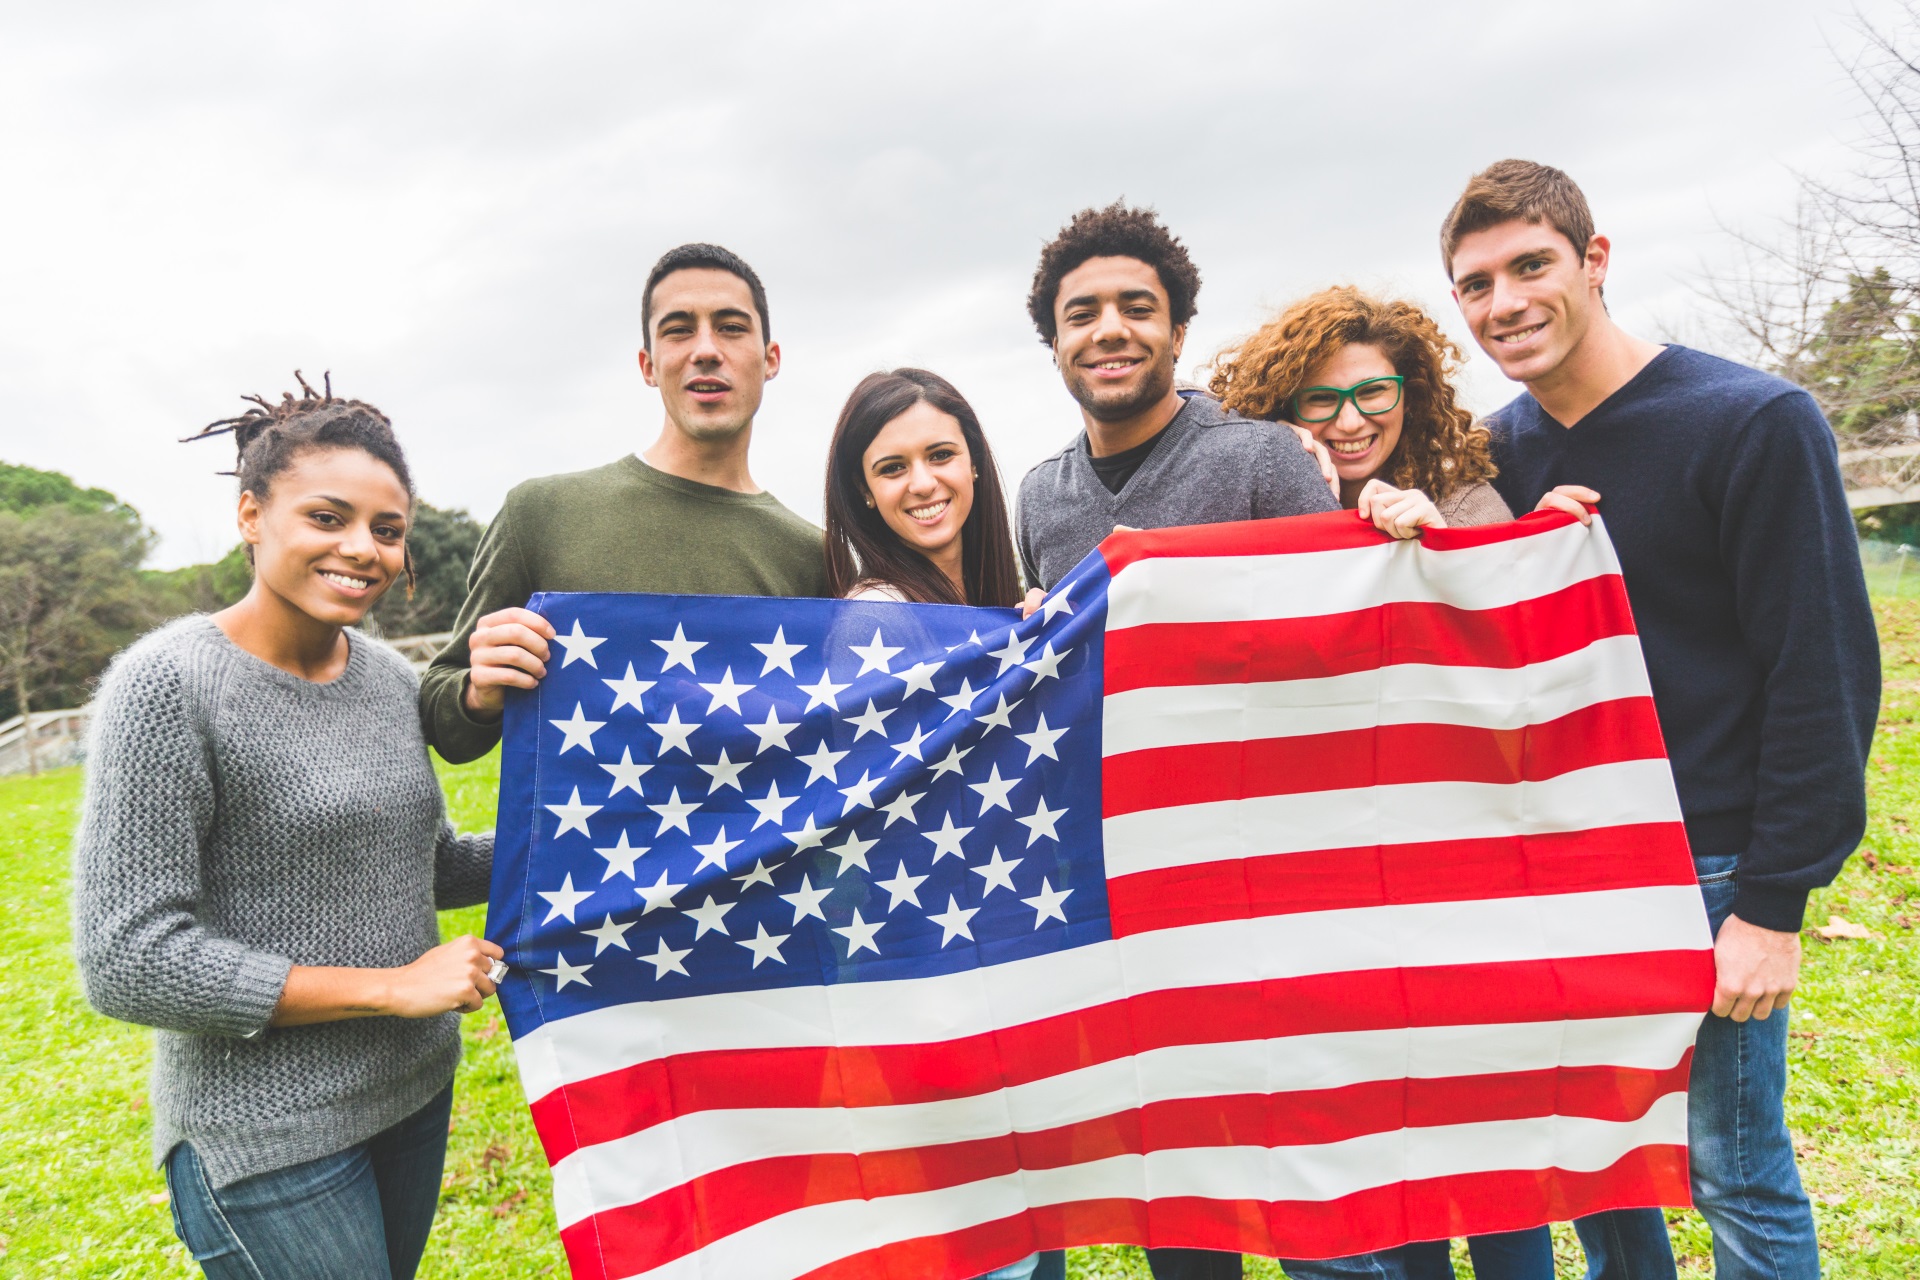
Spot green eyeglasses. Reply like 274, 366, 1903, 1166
1292, 375, 1404, 424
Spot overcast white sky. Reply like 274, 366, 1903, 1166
0, 1, 1903, 567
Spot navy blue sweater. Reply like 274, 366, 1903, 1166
1487, 345, 1878, 932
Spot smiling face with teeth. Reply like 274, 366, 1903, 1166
1450, 217, 1609, 393
1051, 256, 1187, 450
1289, 343, 1406, 503
861, 400, 976, 582
236, 446, 411, 634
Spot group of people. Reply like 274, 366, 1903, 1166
72, 158, 1878, 1280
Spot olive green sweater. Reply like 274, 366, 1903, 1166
420, 455, 830, 762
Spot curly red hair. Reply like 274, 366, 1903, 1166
1209, 287, 1494, 501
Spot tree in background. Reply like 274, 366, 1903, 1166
367, 501, 483, 637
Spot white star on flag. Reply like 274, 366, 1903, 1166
930, 743, 972, 779
751, 626, 806, 676
890, 659, 940, 697
554, 620, 607, 669
692, 825, 743, 872
1039, 582, 1075, 623
1015, 713, 1068, 764
826, 830, 878, 877
1023, 643, 1068, 686
927, 895, 980, 946
641, 937, 692, 979
874, 861, 928, 910
602, 663, 654, 713
988, 628, 1031, 674
698, 667, 753, 714
737, 923, 791, 968
683, 895, 736, 939
1016, 796, 1067, 845
647, 705, 700, 756
938, 678, 984, 719
971, 847, 1022, 896
592, 829, 646, 881
600, 747, 651, 797
635, 867, 686, 914
545, 788, 601, 838
797, 668, 851, 711
538, 873, 593, 924
747, 780, 798, 829
968, 764, 1020, 814
581, 913, 634, 955
695, 748, 749, 792
1021, 877, 1073, 927
921, 812, 974, 862
833, 908, 885, 957
744, 707, 800, 754
838, 769, 884, 815
844, 699, 895, 740
780, 874, 831, 924
879, 788, 926, 827
648, 787, 699, 836
732, 858, 777, 891
795, 740, 848, 785
890, 722, 932, 764
653, 624, 706, 673
849, 628, 903, 675
540, 951, 592, 991
783, 812, 833, 853
977, 693, 1021, 735
550, 703, 605, 755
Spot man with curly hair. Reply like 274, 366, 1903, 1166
1014, 206, 1399, 1280
1013, 201, 1338, 597
1445, 159, 1879, 1280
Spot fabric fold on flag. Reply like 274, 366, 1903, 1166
486, 508, 1715, 1280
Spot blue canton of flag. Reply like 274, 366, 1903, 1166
487, 564, 1110, 1031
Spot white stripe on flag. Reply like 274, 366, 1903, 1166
512, 885, 1708, 1101
1101, 758, 1685, 879
1102, 634, 1654, 756
549, 1012, 1700, 1228
1104, 518, 1621, 631
616, 1095, 1689, 1280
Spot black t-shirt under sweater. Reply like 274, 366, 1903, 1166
1087, 429, 1165, 494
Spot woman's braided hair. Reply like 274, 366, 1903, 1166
1209, 287, 1494, 502
182, 371, 418, 593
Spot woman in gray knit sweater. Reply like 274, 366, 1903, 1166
73, 377, 499, 1280
1212, 286, 1515, 537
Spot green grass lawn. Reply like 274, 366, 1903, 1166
4, 605, 1918, 1278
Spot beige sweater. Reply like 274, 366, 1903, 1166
1435, 479, 1513, 528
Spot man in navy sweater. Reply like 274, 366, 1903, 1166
1441, 159, 1878, 1280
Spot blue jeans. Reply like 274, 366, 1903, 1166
1395, 1228, 1554, 1278
1574, 855, 1820, 1279
164, 1083, 454, 1280
1140, 1247, 1412, 1278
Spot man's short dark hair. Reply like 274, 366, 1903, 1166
1439, 160, 1596, 279
1026, 201, 1202, 344
641, 243, 770, 350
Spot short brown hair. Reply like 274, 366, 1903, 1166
1439, 159, 1595, 279
1027, 201, 1201, 344
1209, 287, 1494, 503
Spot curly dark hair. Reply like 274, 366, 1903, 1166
181, 370, 417, 589
1209, 287, 1494, 503
1026, 201, 1201, 344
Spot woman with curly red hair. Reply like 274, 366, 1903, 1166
1211, 286, 1512, 536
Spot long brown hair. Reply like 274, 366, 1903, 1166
823, 369, 1021, 607
1209, 287, 1494, 502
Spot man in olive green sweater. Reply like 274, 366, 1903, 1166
420, 243, 830, 763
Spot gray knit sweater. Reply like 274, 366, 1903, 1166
1015, 391, 1341, 590
72, 616, 492, 1188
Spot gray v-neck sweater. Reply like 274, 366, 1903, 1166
72, 616, 493, 1187
1015, 391, 1341, 590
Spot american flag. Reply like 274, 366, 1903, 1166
486, 509, 1715, 1280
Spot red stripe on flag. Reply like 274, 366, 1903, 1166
1104, 575, 1637, 695
526, 949, 1712, 1164
1098, 508, 1580, 577
568, 1060, 1691, 1277
1102, 697, 1664, 818
1106, 823, 1698, 937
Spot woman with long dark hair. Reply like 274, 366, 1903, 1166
823, 367, 1023, 608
